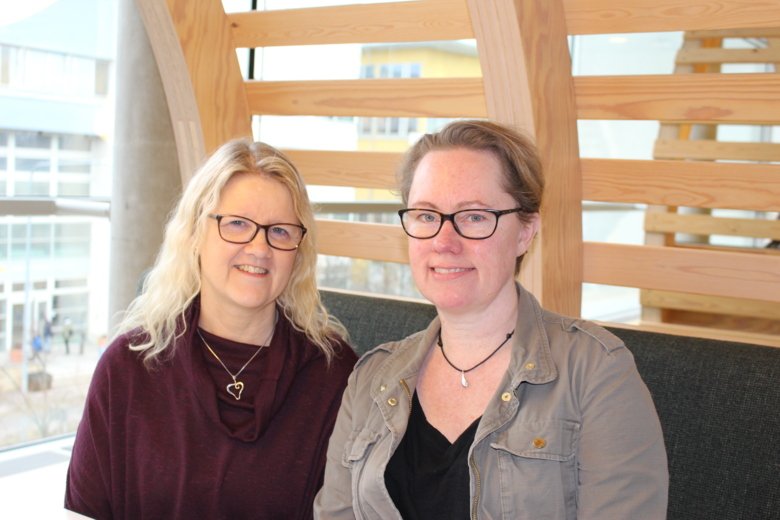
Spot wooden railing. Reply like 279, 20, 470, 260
136, 0, 780, 346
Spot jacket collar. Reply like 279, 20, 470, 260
369, 283, 557, 400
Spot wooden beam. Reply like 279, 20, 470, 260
581, 158, 780, 211
641, 289, 780, 320
245, 78, 487, 117
467, 0, 583, 317
686, 28, 780, 39
139, 0, 252, 181
575, 73, 780, 124
283, 150, 401, 189
645, 212, 780, 240
676, 47, 780, 65
228, 0, 473, 47
604, 321, 780, 348
564, 0, 780, 35
654, 139, 780, 162
583, 242, 780, 303
314, 219, 408, 263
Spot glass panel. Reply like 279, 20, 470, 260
10, 222, 51, 259
0, 0, 115, 453
54, 222, 91, 256
0, 224, 7, 260
15, 131, 52, 149
57, 182, 90, 197
60, 134, 92, 151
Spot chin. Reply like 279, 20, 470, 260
421, 289, 470, 311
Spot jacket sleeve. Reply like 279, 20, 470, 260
313, 367, 359, 520
575, 342, 669, 518
64, 346, 116, 519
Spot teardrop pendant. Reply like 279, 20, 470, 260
460, 371, 469, 388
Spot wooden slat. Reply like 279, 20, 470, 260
315, 219, 408, 263
574, 73, 780, 123
245, 78, 486, 117
283, 150, 400, 189
660, 308, 780, 335
228, 0, 473, 48
583, 242, 780, 303
467, 0, 583, 317
676, 47, 780, 64
604, 321, 780, 348
674, 242, 780, 255
645, 212, 780, 239
564, 0, 780, 36
686, 28, 780, 39
641, 289, 780, 319
581, 158, 780, 211
654, 138, 780, 161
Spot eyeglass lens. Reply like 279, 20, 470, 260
401, 209, 499, 239
216, 215, 304, 250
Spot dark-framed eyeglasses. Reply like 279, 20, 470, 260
208, 214, 307, 251
398, 207, 524, 240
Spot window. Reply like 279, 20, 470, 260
16, 131, 52, 149
0, 1, 116, 452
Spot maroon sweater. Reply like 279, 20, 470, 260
65, 304, 356, 519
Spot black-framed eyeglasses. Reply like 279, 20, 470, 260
398, 208, 524, 240
208, 214, 307, 251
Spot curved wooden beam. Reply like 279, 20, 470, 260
135, 0, 251, 184
468, 0, 583, 317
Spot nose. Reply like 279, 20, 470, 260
244, 228, 272, 256
432, 218, 462, 253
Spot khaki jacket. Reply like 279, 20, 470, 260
314, 284, 668, 519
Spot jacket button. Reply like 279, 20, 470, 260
501, 392, 512, 402
532, 437, 546, 449
525, 362, 536, 370
387, 397, 398, 406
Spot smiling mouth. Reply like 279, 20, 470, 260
237, 265, 269, 274
432, 267, 472, 274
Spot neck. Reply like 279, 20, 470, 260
198, 303, 278, 345
436, 283, 519, 359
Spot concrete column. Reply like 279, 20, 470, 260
109, 0, 180, 333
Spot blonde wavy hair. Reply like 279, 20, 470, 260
117, 138, 347, 366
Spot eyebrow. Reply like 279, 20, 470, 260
408, 200, 493, 210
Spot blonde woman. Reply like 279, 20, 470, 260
66, 139, 356, 519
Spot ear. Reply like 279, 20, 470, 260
515, 212, 540, 257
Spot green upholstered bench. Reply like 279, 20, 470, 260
321, 289, 780, 520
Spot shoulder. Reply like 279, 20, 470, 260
90, 330, 153, 386
540, 308, 626, 357
352, 328, 427, 376
328, 338, 359, 375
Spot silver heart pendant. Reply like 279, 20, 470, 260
226, 381, 244, 400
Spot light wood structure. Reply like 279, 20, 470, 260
643, 29, 780, 335
136, 0, 780, 347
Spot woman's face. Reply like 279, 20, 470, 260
406, 148, 538, 315
199, 172, 300, 322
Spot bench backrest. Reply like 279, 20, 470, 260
321, 289, 780, 520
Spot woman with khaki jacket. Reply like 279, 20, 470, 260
314, 120, 668, 519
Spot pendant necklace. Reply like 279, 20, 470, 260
437, 328, 515, 388
197, 313, 277, 400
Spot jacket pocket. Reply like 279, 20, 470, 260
342, 428, 381, 467
490, 419, 579, 461
488, 420, 581, 519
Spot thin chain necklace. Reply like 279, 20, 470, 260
197, 313, 277, 400
437, 328, 515, 388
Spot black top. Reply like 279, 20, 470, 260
385, 392, 480, 520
